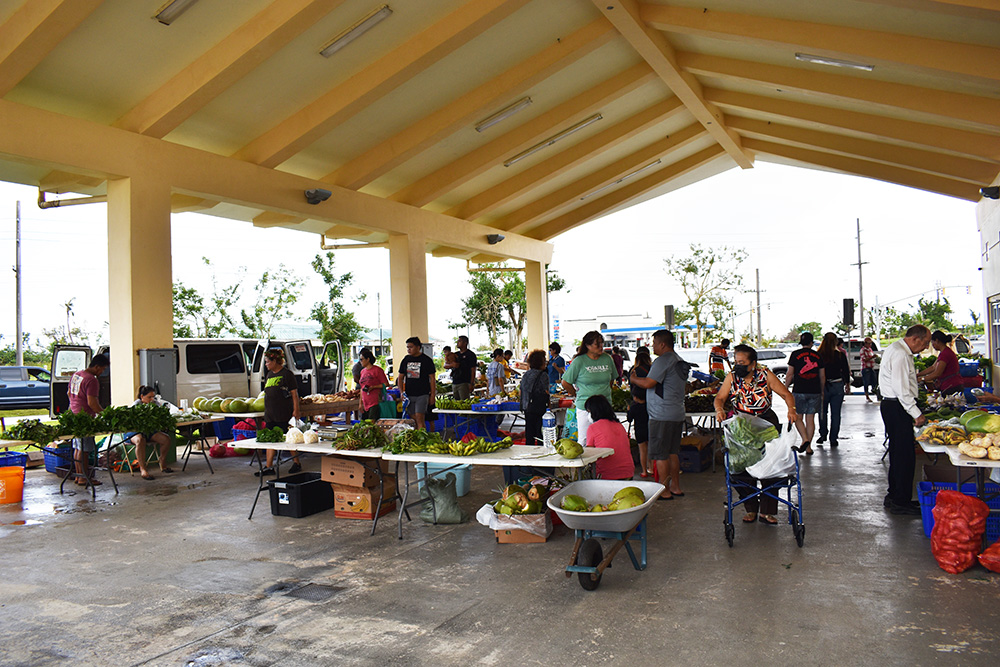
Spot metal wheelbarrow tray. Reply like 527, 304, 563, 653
547, 480, 665, 590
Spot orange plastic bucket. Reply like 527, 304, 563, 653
0, 465, 25, 504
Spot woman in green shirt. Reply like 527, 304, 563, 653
561, 331, 617, 445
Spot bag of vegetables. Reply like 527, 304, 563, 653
722, 413, 779, 474
931, 490, 990, 574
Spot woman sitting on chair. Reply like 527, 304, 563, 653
124, 385, 175, 480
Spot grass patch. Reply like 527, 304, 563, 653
1, 408, 48, 419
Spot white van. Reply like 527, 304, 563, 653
50, 338, 343, 416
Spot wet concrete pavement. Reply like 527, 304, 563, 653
1, 395, 998, 666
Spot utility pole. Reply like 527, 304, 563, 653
852, 219, 868, 337
377, 292, 382, 357
15, 200, 23, 366
756, 269, 762, 348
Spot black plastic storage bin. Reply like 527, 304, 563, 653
267, 472, 334, 518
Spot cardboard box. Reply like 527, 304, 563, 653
494, 511, 553, 543
680, 433, 714, 450
333, 475, 396, 520
679, 445, 712, 473
321, 455, 390, 487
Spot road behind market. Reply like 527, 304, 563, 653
0, 393, 997, 665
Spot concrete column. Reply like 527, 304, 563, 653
107, 176, 173, 406
525, 260, 549, 352
388, 233, 429, 366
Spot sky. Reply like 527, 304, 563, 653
0, 161, 983, 351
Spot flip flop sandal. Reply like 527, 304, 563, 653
742, 513, 757, 523
160, 468, 174, 474
141, 474, 156, 481
759, 515, 779, 525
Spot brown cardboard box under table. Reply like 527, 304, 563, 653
333, 475, 396, 520
494, 511, 553, 543
321, 455, 390, 488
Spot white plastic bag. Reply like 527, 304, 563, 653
745, 423, 797, 479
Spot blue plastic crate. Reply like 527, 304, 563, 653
471, 402, 499, 412
416, 463, 471, 497
500, 401, 521, 412
959, 362, 980, 378
917, 481, 1000, 541
43, 446, 75, 473
0, 451, 28, 467
454, 415, 499, 441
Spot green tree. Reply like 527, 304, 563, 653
172, 282, 202, 338
310, 253, 365, 350
236, 264, 305, 338
664, 244, 747, 345
455, 264, 565, 350
783, 321, 822, 342
0, 333, 50, 367
916, 297, 955, 331
172, 258, 242, 338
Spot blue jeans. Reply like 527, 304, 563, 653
861, 368, 877, 395
818, 382, 845, 443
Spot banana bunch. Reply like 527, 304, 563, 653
476, 439, 502, 454
425, 442, 450, 455
448, 440, 479, 456
917, 424, 967, 446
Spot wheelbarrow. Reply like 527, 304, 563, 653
547, 480, 665, 591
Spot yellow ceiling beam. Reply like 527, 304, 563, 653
526, 145, 725, 241
253, 211, 306, 228
115, 0, 347, 137
326, 18, 614, 190
430, 246, 475, 259
640, 3, 1000, 84
0, 0, 102, 96
496, 122, 705, 233
705, 89, 1000, 165
170, 194, 219, 213
743, 138, 982, 202
322, 224, 372, 238
0, 98, 552, 263
846, 0, 1000, 19
592, 0, 752, 169
233, 0, 527, 168
728, 117, 997, 185
680, 53, 1000, 135
39, 170, 105, 194
448, 98, 685, 222
390, 63, 657, 207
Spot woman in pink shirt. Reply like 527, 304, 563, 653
584, 395, 635, 480
358, 348, 389, 420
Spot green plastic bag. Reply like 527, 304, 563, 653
419, 472, 468, 524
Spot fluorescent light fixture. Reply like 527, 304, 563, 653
153, 0, 199, 25
794, 52, 874, 72
580, 160, 662, 201
503, 114, 603, 167
320, 5, 392, 57
475, 98, 532, 133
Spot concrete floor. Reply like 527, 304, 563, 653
2, 396, 998, 667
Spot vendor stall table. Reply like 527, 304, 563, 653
299, 398, 360, 421
920, 441, 1000, 550
687, 412, 721, 472
383, 445, 613, 539
236, 439, 397, 535
434, 407, 567, 443
176, 417, 225, 474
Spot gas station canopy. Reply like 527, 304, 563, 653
0, 0, 997, 257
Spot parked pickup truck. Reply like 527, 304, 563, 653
49, 338, 343, 416
0, 366, 52, 410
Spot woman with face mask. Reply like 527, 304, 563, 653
713, 344, 798, 525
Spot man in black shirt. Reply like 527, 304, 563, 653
785, 332, 825, 456
447, 335, 479, 401
397, 336, 437, 430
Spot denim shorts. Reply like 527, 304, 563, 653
794, 393, 821, 414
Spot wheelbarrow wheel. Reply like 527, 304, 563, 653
576, 538, 603, 591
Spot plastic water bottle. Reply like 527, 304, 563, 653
541, 410, 557, 451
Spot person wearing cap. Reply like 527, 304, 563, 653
486, 348, 506, 397
67, 353, 109, 486
785, 332, 824, 456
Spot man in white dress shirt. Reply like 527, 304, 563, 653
878, 324, 931, 515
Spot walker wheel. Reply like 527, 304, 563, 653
724, 522, 734, 548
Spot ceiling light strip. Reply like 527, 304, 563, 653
580, 160, 662, 201
320, 5, 393, 58
794, 52, 874, 72
475, 97, 533, 133
503, 114, 603, 167
153, 0, 199, 25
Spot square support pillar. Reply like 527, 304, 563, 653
525, 260, 549, 352
388, 233, 429, 366
107, 177, 173, 406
